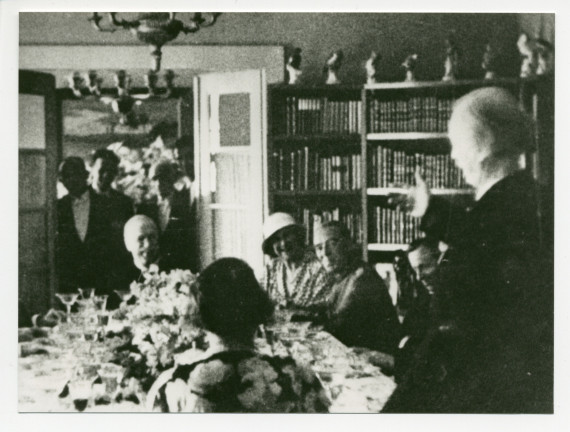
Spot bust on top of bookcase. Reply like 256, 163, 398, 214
267, 77, 551, 264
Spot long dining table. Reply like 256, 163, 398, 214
18, 318, 397, 413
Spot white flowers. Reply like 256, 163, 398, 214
124, 269, 200, 373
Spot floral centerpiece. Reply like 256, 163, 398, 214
110, 268, 205, 393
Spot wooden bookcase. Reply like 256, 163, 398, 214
267, 85, 364, 247
267, 78, 553, 264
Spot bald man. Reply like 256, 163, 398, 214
383, 87, 552, 413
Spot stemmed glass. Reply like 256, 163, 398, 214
55, 293, 79, 323
78, 288, 95, 300
114, 290, 133, 310
93, 295, 109, 336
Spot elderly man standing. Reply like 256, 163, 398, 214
313, 221, 400, 355
383, 87, 553, 413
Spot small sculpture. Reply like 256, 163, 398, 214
67, 72, 85, 98
365, 51, 382, 84
517, 33, 537, 78
144, 70, 159, 97
536, 39, 554, 76
323, 50, 344, 85
481, 43, 499, 80
84, 70, 102, 97
402, 54, 418, 82
442, 35, 461, 81
163, 70, 176, 98
286, 48, 303, 85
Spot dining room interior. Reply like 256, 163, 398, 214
16, 11, 555, 414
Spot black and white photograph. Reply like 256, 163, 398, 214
2, 0, 567, 428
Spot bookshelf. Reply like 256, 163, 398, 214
267, 78, 552, 264
268, 85, 364, 246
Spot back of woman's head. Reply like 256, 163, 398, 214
192, 258, 274, 340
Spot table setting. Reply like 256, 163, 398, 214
18, 270, 397, 413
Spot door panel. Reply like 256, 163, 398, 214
19, 70, 59, 326
194, 70, 267, 276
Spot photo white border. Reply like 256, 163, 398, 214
2, 1, 569, 431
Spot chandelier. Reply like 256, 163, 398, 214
89, 12, 221, 71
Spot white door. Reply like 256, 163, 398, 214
194, 69, 268, 276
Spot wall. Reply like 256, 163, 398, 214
20, 12, 534, 84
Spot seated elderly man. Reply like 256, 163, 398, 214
313, 221, 400, 354
383, 87, 552, 413
122, 215, 182, 283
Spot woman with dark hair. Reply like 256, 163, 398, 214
262, 213, 329, 309
147, 258, 330, 413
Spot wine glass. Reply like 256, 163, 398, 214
55, 293, 79, 323
114, 290, 133, 310
78, 287, 95, 300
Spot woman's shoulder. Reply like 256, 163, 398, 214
233, 353, 331, 412
152, 350, 330, 412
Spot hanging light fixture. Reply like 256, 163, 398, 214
88, 12, 222, 71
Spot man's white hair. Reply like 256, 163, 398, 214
123, 215, 158, 250
449, 86, 535, 160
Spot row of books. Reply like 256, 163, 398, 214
282, 97, 363, 135
270, 148, 362, 191
297, 207, 363, 245
370, 206, 422, 245
370, 146, 468, 189
368, 96, 454, 133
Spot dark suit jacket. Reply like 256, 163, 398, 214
324, 261, 400, 355
383, 171, 553, 413
93, 187, 134, 304
136, 189, 196, 272
56, 189, 113, 295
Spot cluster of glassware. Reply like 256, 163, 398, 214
54, 288, 132, 411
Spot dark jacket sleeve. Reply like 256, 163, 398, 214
420, 196, 469, 245
326, 268, 400, 354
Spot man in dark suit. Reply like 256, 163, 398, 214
89, 149, 134, 305
313, 221, 400, 355
56, 157, 111, 296
136, 160, 195, 272
383, 87, 553, 413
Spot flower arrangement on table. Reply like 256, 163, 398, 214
110, 269, 206, 394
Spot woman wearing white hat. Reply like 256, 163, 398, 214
262, 212, 329, 309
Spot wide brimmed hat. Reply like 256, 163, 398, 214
262, 212, 304, 257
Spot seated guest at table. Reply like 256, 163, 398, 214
383, 87, 552, 413
137, 160, 196, 272
56, 157, 112, 295
122, 215, 183, 283
262, 212, 328, 309
147, 257, 330, 412
89, 149, 134, 295
394, 236, 442, 383
313, 221, 400, 354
